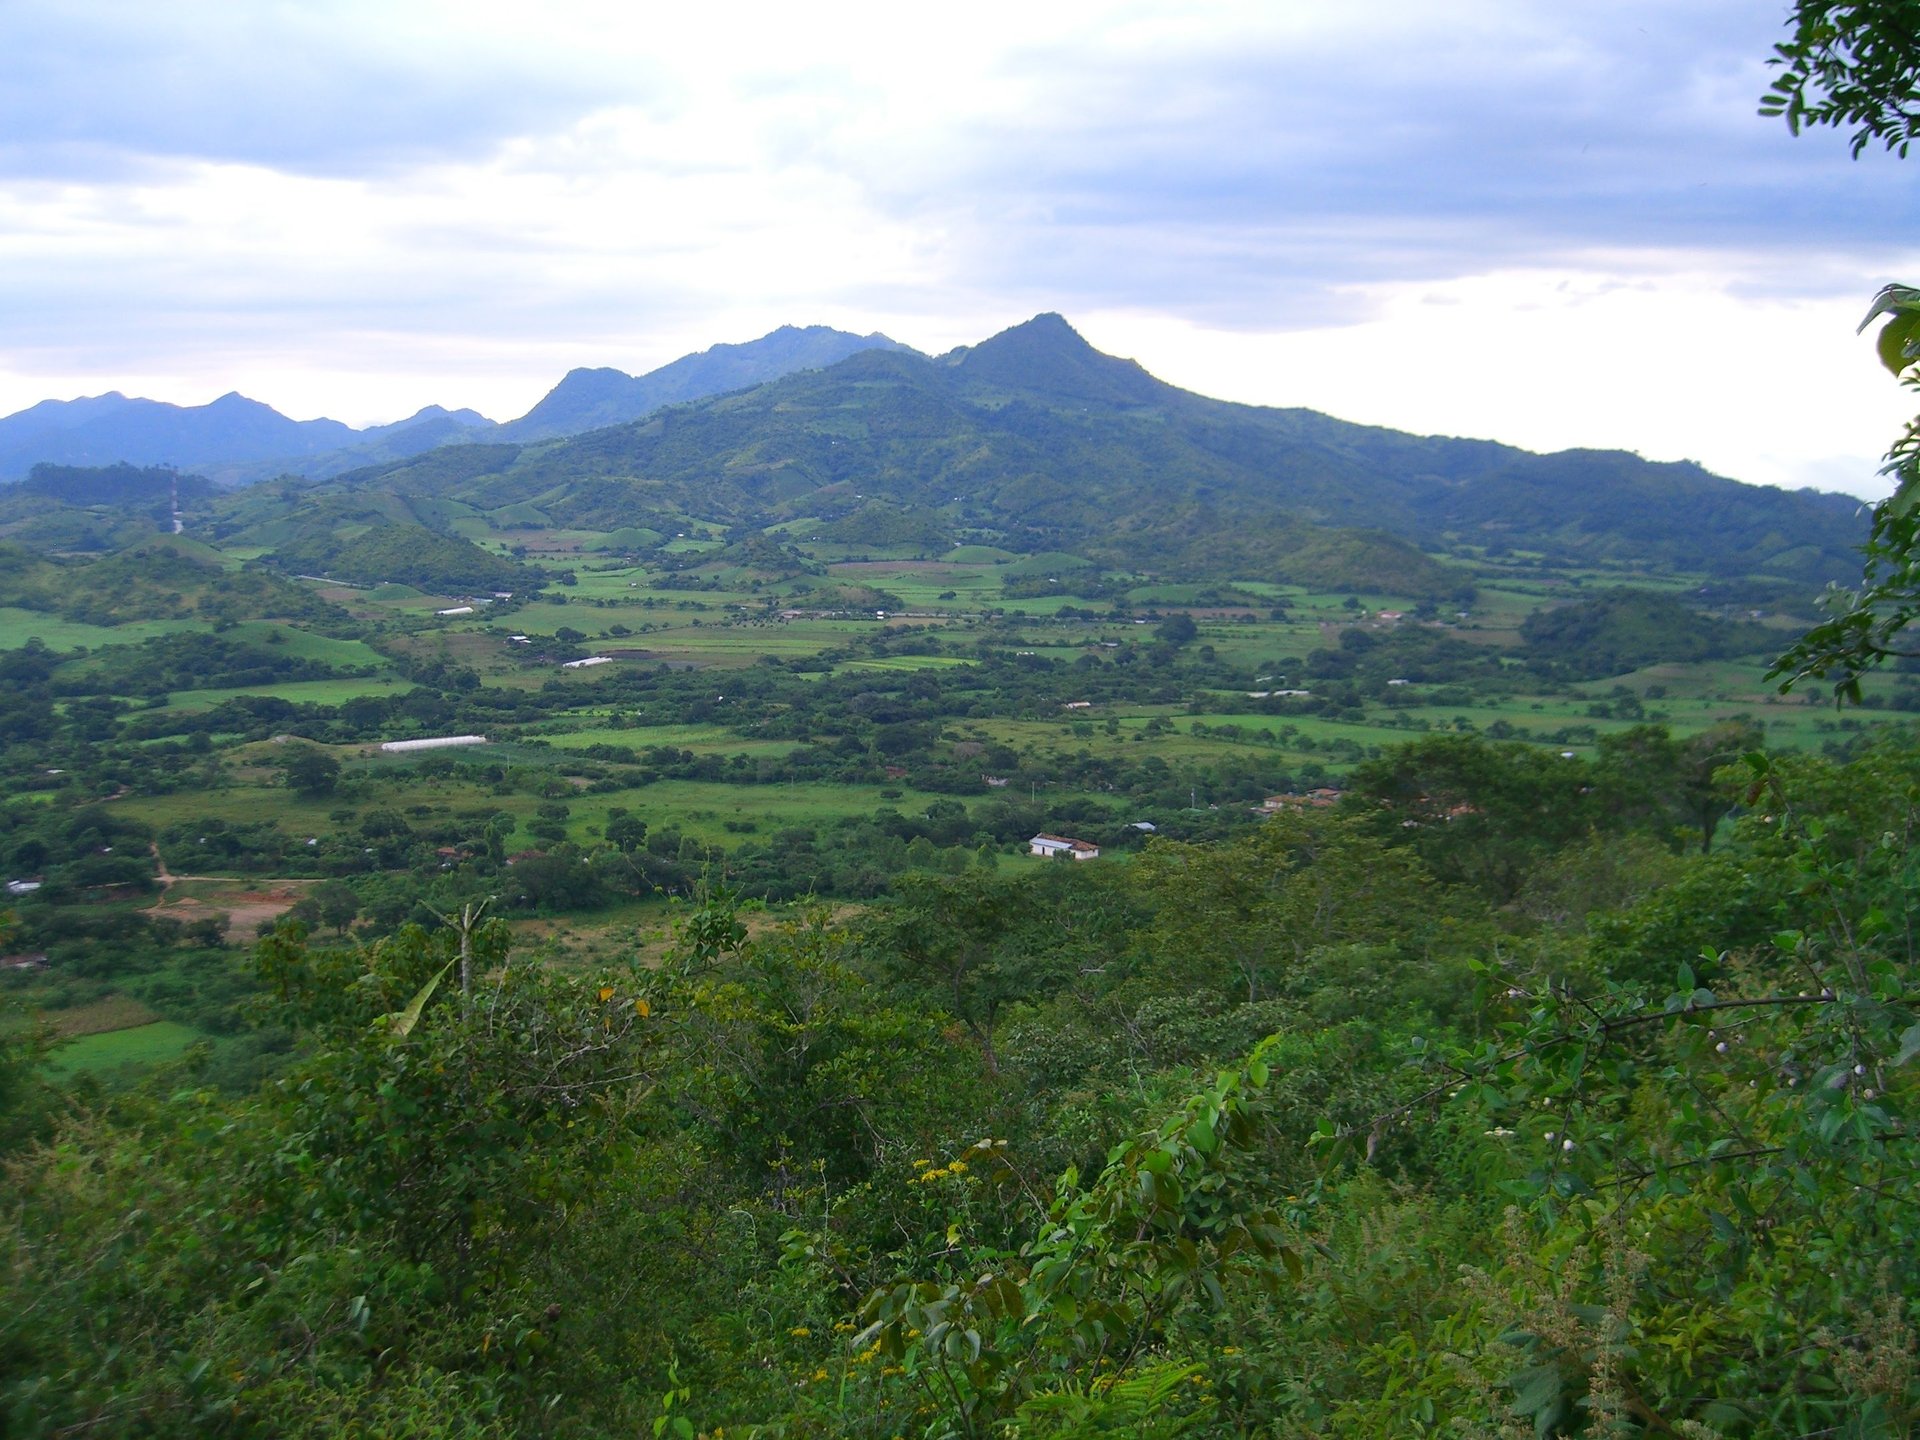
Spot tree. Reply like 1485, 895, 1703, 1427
312, 879, 361, 937
605, 811, 649, 854
1772, 294, 1920, 700
1763, 9, 1920, 698
280, 745, 340, 797
1762, 2, 1920, 156
1153, 611, 1198, 646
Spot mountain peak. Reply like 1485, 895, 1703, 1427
503, 326, 910, 442
952, 313, 1162, 406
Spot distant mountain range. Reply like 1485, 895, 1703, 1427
0, 314, 1869, 593
0, 325, 910, 484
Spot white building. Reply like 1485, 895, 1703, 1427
1029, 833, 1100, 861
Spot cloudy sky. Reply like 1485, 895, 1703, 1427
2, 0, 1915, 496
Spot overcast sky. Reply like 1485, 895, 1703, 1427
2, 0, 1915, 496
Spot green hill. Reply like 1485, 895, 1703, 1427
1518, 587, 1780, 679
266, 522, 538, 595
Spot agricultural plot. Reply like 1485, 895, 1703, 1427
161, 675, 418, 712
50, 1020, 208, 1075
0, 607, 200, 651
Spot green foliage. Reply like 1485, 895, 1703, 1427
1391, 740, 1920, 1434
1763, 1, 1920, 156
1519, 587, 1774, 680
0, 534, 342, 628
281, 744, 342, 797
1771, 284, 1920, 701
854, 1041, 1297, 1436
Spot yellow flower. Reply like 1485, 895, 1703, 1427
947, 1159, 968, 1174
811, 1368, 829, 1382
789, 1326, 811, 1338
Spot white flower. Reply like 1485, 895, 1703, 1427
1561, 1139, 1575, 1152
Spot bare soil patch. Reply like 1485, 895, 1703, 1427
148, 866, 317, 938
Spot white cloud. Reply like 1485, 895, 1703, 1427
0, 0, 1915, 491
1078, 266, 1915, 497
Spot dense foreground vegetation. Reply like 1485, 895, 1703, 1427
3, 725, 1917, 1438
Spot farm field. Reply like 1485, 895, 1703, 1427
0, 607, 200, 650
50, 1020, 209, 1075
161, 675, 418, 711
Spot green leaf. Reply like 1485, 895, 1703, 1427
1509, 1362, 1563, 1418
382, 958, 455, 1040
1877, 311, 1920, 376
1893, 1021, 1920, 1068
1856, 284, 1920, 337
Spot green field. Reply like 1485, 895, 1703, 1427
562, 778, 986, 846
162, 675, 418, 712
0, 607, 201, 651
539, 722, 805, 758
51, 1021, 207, 1075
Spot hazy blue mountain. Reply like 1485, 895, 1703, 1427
242, 405, 504, 482
498, 324, 912, 441
358, 404, 495, 444
0, 326, 908, 483
0, 391, 365, 483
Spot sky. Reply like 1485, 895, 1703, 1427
2, 0, 1916, 498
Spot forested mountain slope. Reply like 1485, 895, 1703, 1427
326, 314, 1866, 585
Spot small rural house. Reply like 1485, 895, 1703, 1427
1029, 833, 1100, 861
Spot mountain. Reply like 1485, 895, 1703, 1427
260, 405, 502, 482
0, 326, 908, 484
497, 324, 911, 441
311, 314, 1867, 590
0, 391, 364, 482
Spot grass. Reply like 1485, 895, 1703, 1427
224, 621, 393, 669
0, 607, 200, 651
561, 777, 974, 846
538, 722, 805, 758
51, 1020, 206, 1075
161, 676, 418, 712
840, 655, 975, 672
